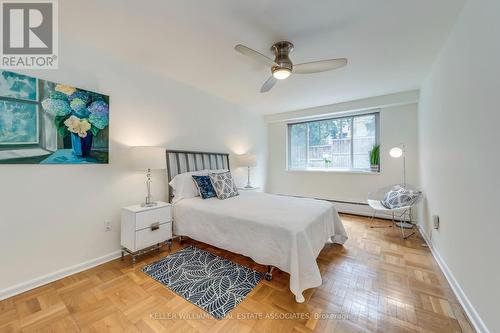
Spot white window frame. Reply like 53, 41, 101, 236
286, 111, 380, 173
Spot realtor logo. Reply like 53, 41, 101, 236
1, 0, 58, 69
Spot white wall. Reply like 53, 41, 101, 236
0, 11, 267, 294
418, 0, 499, 332
266, 92, 418, 205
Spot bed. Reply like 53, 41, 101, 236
166, 150, 348, 302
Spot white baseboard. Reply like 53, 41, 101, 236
417, 225, 489, 333
0, 250, 122, 301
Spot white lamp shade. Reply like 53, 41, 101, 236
130, 146, 165, 170
389, 147, 404, 158
237, 154, 257, 167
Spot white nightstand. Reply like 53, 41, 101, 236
121, 202, 172, 264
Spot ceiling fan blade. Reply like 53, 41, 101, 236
260, 76, 277, 93
235, 44, 278, 67
293, 58, 348, 74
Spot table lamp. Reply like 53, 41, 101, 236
130, 146, 165, 207
237, 154, 257, 189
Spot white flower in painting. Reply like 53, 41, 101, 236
64, 115, 91, 138
78, 119, 91, 138
64, 116, 79, 134
55, 84, 76, 96
64, 115, 78, 131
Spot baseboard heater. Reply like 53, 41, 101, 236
281, 194, 411, 222
330, 199, 412, 222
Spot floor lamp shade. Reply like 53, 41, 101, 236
389, 147, 403, 158
130, 146, 165, 171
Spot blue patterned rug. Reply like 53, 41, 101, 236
142, 245, 262, 319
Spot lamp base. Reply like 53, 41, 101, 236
141, 194, 157, 208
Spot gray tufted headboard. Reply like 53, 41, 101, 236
165, 149, 230, 202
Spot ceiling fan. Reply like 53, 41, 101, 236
234, 41, 347, 93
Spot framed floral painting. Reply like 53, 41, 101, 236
0, 70, 109, 164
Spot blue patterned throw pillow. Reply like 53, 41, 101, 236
192, 175, 217, 199
208, 171, 239, 200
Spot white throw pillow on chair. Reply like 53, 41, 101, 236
381, 185, 421, 209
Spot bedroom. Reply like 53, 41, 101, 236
0, 0, 497, 332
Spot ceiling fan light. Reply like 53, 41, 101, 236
272, 68, 291, 80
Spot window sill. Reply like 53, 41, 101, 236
0, 148, 51, 161
286, 168, 380, 175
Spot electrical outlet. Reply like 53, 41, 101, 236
433, 215, 440, 230
104, 220, 112, 232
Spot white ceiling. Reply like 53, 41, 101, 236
63, 0, 465, 114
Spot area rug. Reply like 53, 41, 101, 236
142, 245, 262, 319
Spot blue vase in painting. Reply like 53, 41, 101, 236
71, 132, 93, 157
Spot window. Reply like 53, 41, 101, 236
288, 112, 379, 172
0, 71, 39, 145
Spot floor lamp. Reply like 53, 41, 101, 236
389, 145, 406, 186
389, 144, 413, 229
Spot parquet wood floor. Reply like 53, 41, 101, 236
0, 214, 475, 332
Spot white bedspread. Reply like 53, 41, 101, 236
173, 191, 348, 302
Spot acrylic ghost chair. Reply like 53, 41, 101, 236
367, 184, 422, 239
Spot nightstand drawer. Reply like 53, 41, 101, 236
135, 206, 172, 231
135, 221, 172, 250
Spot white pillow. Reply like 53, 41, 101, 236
169, 170, 208, 201
381, 185, 421, 209
207, 169, 229, 173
